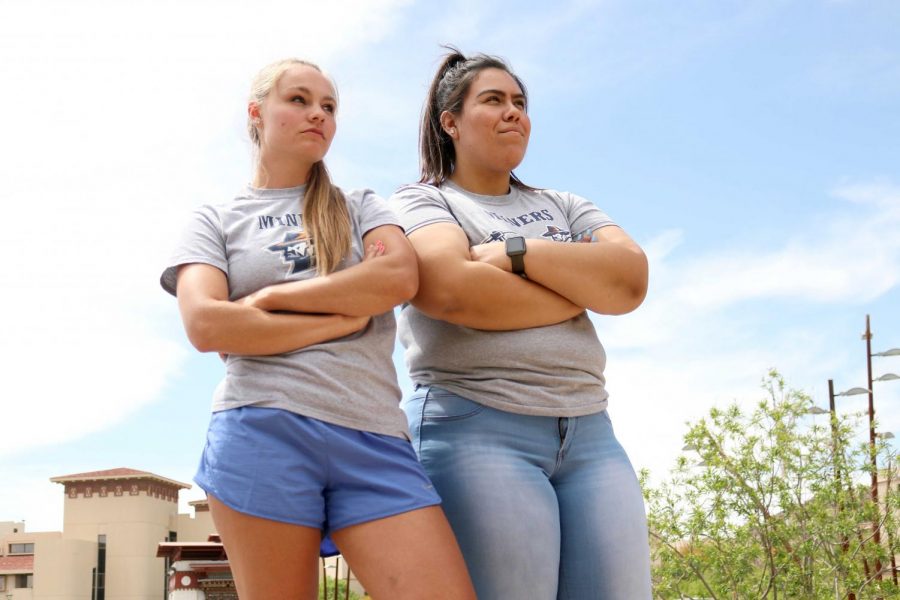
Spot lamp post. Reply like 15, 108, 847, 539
825, 379, 872, 593
863, 314, 900, 584
862, 315, 883, 585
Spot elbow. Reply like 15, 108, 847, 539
616, 254, 649, 314
410, 285, 466, 323
370, 260, 418, 314
393, 262, 419, 304
376, 251, 419, 307
617, 281, 648, 315
590, 253, 649, 315
183, 313, 221, 353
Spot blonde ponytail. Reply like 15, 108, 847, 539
304, 161, 351, 275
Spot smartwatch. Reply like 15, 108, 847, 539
505, 235, 527, 276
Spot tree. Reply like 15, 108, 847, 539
643, 370, 900, 599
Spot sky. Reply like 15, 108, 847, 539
1, 0, 899, 532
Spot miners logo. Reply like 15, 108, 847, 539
267, 232, 314, 275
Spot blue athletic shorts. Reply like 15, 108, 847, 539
194, 406, 441, 557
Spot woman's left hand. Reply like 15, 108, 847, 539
469, 242, 511, 272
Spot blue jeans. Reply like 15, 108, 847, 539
403, 386, 652, 600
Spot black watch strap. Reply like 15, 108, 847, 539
510, 252, 525, 276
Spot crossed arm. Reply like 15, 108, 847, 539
408, 223, 648, 331
176, 224, 418, 355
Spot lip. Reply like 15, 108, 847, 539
302, 128, 325, 139
498, 128, 525, 136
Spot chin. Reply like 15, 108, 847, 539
496, 153, 527, 172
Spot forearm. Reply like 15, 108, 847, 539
181, 299, 366, 355
522, 238, 648, 314
246, 254, 416, 317
414, 260, 583, 331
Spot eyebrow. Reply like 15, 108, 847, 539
285, 85, 337, 103
476, 89, 527, 101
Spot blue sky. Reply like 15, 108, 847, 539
2, 0, 899, 531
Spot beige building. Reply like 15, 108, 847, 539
0, 468, 215, 600
2, 467, 364, 599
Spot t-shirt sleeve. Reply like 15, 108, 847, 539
350, 189, 401, 237
388, 184, 458, 236
159, 204, 227, 296
559, 191, 616, 241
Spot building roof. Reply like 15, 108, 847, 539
50, 467, 190, 489
157, 542, 228, 562
0, 554, 34, 574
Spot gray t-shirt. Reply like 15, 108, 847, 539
390, 181, 615, 417
161, 184, 409, 439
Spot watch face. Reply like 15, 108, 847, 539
506, 236, 526, 255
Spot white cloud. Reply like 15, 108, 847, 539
0, 0, 415, 458
833, 180, 900, 210
594, 181, 900, 482
670, 185, 900, 309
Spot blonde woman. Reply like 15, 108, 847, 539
161, 59, 474, 600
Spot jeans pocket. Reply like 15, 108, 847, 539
421, 387, 484, 421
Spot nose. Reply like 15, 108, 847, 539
503, 101, 522, 121
309, 105, 326, 123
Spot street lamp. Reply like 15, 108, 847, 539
838, 387, 872, 397
824, 378, 870, 596
822, 378, 886, 590
862, 314, 900, 585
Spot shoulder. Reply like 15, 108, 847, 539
340, 187, 383, 209
389, 182, 445, 203
520, 186, 580, 203
182, 201, 228, 231
339, 187, 400, 229
529, 187, 602, 211
388, 183, 453, 215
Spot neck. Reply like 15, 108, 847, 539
254, 153, 314, 189
450, 160, 511, 196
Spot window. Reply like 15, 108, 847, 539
92, 535, 106, 600
164, 531, 177, 599
8, 542, 34, 554
15, 574, 33, 588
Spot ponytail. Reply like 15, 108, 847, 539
420, 51, 468, 185
304, 161, 351, 275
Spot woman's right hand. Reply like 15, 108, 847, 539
364, 240, 386, 261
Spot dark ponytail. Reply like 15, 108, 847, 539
419, 47, 533, 189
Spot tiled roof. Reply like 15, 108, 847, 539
157, 542, 228, 562
0, 554, 33, 574
50, 467, 190, 489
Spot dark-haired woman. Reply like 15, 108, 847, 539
390, 50, 652, 599
161, 58, 475, 600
